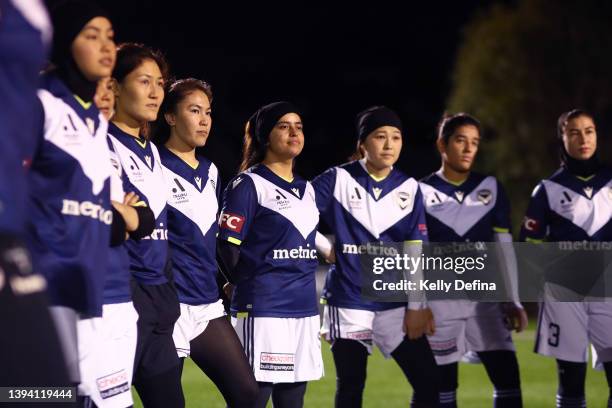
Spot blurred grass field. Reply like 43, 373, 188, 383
133, 324, 609, 407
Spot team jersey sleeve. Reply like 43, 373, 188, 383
311, 167, 337, 216
218, 175, 258, 246
492, 180, 512, 234
519, 182, 550, 242
405, 185, 429, 243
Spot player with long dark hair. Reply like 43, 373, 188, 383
218, 101, 323, 408
520, 109, 612, 408
107, 43, 184, 407
156, 78, 258, 407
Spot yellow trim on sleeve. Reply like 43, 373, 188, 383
320, 298, 327, 305
493, 227, 510, 233
404, 240, 423, 244
132, 201, 147, 207
236, 312, 248, 318
525, 237, 544, 244
227, 236, 242, 246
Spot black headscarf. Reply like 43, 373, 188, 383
355, 106, 402, 142
557, 109, 601, 177
50, 0, 110, 101
249, 101, 301, 145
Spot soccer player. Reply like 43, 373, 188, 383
419, 113, 527, 408
520, 109, 612, 408
156, 78, 258, 406
312, 106, 439, 408
90, 78, 155, 407
108, 43, 184, 407
218, 101, 323, 408
0, 0, 70, 388
27, 2, 118, 404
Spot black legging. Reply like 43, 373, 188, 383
332, 336, 439, 408
185, 316, 258, 407
254, 381, 308, 408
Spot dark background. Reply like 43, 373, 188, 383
80, 0, 502, 182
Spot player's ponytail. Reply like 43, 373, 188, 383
239, 118, 266, 172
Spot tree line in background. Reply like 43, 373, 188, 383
448, 0, 612, 232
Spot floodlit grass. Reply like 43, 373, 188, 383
133, 326, 609, 407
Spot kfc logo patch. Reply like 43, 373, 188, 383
523, 217, 539, 233
220, 212, 245, 233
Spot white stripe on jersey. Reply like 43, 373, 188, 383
542, 179, 612, 236
10, 0, 53, 46
108, 135, 167, 218
162, 163, 218, 238
37, 89, 110, 196
419, 176, 498, 236
332, 167, 418, 239
247, 172, 319, 240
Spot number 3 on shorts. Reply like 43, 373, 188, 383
548, 323, 560, 347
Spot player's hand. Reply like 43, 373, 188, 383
404, 308, 435, 339
325, 247, 336, 264
123, 192, 140, 206
503, 303, 528, 333
223, 282, 235, 300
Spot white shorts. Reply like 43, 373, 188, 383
428, 301, 514, 365
320, 305, 406, 358
78, 302, 138, 408
173, 299, 226, 358
231, 314, 324, 383
536, 300, 612, 365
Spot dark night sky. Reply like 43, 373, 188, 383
63, 1, 501, 183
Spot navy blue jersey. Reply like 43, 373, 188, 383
108, 123, 169, 285
520, 167, 612, 242
0, 0, 51, 237
103, 137, 131, 304
312, 160, 428, 311
419, 171, 511, 242
28, 74, 112, 317
160, 146, 221, 305
218, 164, 319, 318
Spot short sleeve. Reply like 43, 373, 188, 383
311, 167, 337, 216
405, 185, 429, 243
217, 174, 258, 245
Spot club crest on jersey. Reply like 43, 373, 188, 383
232, 177, 243, 189
194, 176, 202, 190
583, 186, 593, 199
426, 191, 445, 210
396, 191, 412, 209
372, 187, 382, 200
476, 189, 492, 205
454, 191, 464, 203
210, 178, 216, 191
144, 155, 153, 170
291, 187, 300, 198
